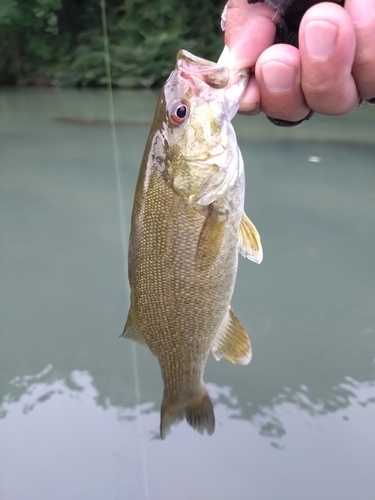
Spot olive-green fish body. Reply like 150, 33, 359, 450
123, 50, 263, 439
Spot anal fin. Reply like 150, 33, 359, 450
239, 212, 263, 264
211, 307, 252, 365
121, 306, 146, 345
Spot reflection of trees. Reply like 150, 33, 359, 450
0, 366, 83, 419
2, 365, 374, 446
211, 377, 375, 441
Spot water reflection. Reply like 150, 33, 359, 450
2, 366, 375, 442
1, 367, 375, 499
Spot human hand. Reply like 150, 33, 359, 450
223, 0, 375, 124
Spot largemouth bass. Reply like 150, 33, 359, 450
122, 49, 263, 439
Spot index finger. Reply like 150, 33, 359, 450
223, 0, 279, 70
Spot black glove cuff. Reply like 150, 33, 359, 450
266, 110, 314, 127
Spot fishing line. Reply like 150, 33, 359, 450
99, 0, 126, 270
100, 1, 150, 498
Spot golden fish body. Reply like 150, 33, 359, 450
123, 50, 262, 439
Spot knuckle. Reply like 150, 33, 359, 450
352, 26, 375, 97
354, 46, 375, 73
303, 81, 358, 114
302, 79, 333, 99
353, 57, 375, 99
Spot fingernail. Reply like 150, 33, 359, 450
261, 61, 297, 93
347, 0, 375, 24
304, 21, 338, 59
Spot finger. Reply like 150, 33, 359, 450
223, 0, 279, 70
255, 44, 311, 122
299, 2, 358, 115
346, 0, 375, 100
238, 75, 261, 115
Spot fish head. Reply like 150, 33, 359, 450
156, 50, 249, 206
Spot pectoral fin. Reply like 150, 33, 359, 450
121, 306, 146, 345
211, 307, 252, 365
195, 203, 228, 269
239, 212, 263, 264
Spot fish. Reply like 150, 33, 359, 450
122, 49, 263, 439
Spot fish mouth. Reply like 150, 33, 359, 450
176, 49, 230, 90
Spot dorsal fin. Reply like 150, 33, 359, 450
211, 307, 252, 365
239, 212, 263, 264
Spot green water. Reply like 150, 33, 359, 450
1, 88, 374, 500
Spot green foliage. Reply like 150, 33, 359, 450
0, 0, 224, 88
0, 0, 71, 84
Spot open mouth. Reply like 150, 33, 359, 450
177, 50, 230, 90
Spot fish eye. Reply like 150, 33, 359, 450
169, 100, 189, 125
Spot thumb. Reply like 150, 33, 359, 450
223, 0, 279, 70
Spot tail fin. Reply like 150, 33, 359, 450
160, 389, 215, 439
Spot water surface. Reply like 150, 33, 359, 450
1, 88, 374, 500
